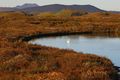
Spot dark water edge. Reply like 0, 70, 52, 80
20, 32, 120, 42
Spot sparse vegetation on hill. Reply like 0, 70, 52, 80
0, 11, 120, 80
36, 9, 88, 18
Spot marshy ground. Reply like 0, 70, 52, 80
0, 11, 120, 80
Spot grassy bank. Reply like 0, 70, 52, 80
0, 11, 120, 80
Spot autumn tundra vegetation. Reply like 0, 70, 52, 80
0, 10, 120, 80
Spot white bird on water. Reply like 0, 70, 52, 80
67, 39, 70, 44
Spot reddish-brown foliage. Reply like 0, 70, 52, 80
0, 11, 119, 80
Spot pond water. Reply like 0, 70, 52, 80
29, 34, 120, 67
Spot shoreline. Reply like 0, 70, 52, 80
21, 31, 120, 76
19, 31, 120, 42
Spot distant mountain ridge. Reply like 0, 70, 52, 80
20, 4, 104, 13
0, 3, 119, 13
0, 7, 16, 12
16, 3, 39, 9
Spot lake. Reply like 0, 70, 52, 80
29, 34, 120, 67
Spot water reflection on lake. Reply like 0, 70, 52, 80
29, 34, 120, 67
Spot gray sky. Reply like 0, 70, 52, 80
0, 0, 120, 11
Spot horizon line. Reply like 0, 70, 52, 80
0, 3, 119, 12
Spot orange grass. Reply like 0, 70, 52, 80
0, 11, 119, 80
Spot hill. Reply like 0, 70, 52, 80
1, 4, 120, 14
0, 7, 16, 12
0, 4, 104, 13
20, 4, 104, 13
16, 3, 39, 9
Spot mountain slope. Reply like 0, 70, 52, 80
1, 4, 119, 13
21, 4, 104, 13
16, 3, 39, 9
0, 7, 16, 12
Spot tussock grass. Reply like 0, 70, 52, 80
0, 11, 119, 80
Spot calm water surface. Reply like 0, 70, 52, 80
29, 35, 120, 67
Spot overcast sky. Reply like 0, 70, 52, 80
0, 0, 120, 11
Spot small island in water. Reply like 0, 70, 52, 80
0, 3, 120, 80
